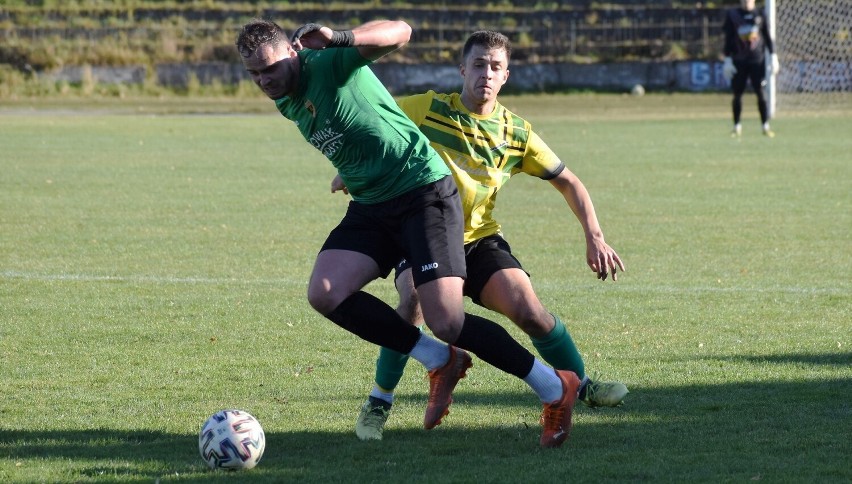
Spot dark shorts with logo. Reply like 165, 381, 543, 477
396, 234, 527, 306
321, 175, 466, 287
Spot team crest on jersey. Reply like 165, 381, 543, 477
304, 100, 317, 118
738, 25, 760, 48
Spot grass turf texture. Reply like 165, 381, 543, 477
1, 94, 850, 482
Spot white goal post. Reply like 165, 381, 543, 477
767, 0, 777, 117
767, 0, 852, 115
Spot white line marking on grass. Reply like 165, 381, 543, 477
621, 285, 845, 295
1, 270, 304, 287
530, 280, 848, 296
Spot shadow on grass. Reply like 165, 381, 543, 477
3, 376, 851, 482
715, 351, 852, 367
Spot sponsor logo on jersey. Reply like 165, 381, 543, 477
310, 124, 343, 158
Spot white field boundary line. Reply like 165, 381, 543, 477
2, 270, 847, 296
1, 270, 305, 287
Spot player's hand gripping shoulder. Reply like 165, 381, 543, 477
587, 237, 625, 282
290, 21, 411, 61
290, 23, 354, 51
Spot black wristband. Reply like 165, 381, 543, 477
290, 23, 323, 44
328, 30, 355, 48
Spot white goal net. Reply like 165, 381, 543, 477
770, 0, 852, 113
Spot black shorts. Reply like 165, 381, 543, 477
321, 175, 466, 286
732, 59, 767, 94
396, 234, 527, 306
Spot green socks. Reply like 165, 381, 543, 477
530, 315, 585, 379
374, 346, 409, 392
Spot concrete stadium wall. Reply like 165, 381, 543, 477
370, 61, 730, 93
44, 60, 733, 94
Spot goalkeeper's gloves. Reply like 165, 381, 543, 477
722, 57, 737, 81
770, 53, 780, 75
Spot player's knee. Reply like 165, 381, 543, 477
428, 322, 461, 343
306, 291, 331, 315
307, 283, 342, 315
425, 312, 464, 343
510, 307, 554, 338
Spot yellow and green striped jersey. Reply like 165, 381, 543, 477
397, 91, 565, 244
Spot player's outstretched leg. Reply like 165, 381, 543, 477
540, 369, 581, 448
530, 316, 628, 408
424, 346, 473, 429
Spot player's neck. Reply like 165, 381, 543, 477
286, 55, 301, 97
460, 92, 497, 116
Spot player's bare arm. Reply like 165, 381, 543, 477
548, 167, 625, 281
290, 20, 411, 61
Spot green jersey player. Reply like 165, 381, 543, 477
236, 19, 580, 448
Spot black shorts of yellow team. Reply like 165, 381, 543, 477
321, 175, 466, 287
396, 234, 527, 307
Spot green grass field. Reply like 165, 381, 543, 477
1, 94, 850, 482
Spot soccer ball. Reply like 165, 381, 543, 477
198, 409, 266, 471
630, 84, 646, 96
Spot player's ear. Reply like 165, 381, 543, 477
286, 42, 298, 57
275, 42, 297, 59
459, 63, 465, 78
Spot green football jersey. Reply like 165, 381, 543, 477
274, 49, 449, 204
397, 91, 565, 243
